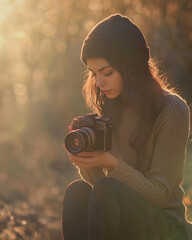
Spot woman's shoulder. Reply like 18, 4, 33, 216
155, 92, 190, 130
163, 92, 190, 117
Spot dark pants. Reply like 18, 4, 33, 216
61, 177, 188, 240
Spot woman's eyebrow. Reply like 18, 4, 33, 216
87, 65, 111, 72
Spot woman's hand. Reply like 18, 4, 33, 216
63, 144, 118, 171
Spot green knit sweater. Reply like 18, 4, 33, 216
76, 93, 192, 239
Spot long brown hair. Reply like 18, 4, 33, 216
82, 57, 178, 173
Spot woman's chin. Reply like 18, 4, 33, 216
105, 95, 114, 99
105, 93, 120, 100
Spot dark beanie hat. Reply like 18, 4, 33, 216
80, 13, 150, 65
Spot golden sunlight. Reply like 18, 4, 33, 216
0, 1, 191, 239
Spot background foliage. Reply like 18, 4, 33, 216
0, 0, 192, 239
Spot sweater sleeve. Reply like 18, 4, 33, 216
104, 97, 190, 209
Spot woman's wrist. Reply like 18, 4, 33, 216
105, 154, 118, 171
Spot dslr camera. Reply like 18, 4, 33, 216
64, 113, 112, 154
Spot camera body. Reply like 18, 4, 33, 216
64, 113, 112, 154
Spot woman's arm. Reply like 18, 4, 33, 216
104, 97, 190, 208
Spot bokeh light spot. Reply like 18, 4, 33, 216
13, 83, 27, 96
84, 20, 95, 32
21, 220, 27, 225
44, 9, 58, 23
41, 23, 56, 37
40, 38, 52, 53
56, 41, 66, 52
14, 63, 29, 78
33, 69, 45, 82
67, 24, 78, 35
0, 2, 14, 25
88, 1, 103, 12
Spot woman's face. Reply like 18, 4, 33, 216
87, 58, 124, 99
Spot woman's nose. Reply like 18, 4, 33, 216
96, 76, 106, 88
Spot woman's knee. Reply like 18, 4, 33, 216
93, 177, 148, 206
63, 179, 92, 203
91, 177, 120, 201
93, 177, 119, 189
93, 177, 127, 193
89, 178, 121, 221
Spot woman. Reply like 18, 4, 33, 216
62, 13, 192, 240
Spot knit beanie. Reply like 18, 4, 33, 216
80, 13, 150, 65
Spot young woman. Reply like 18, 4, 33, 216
62, 13, 192, 240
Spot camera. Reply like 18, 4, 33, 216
64, 113, 112, 154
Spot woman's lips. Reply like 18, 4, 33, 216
102, 89, 112, 94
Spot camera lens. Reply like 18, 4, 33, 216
65, 127, 96, 154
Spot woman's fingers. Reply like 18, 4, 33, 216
68, 125, 73, 131
76, 151, 101, 157
63, 143, 105, 168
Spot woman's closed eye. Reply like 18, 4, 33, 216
104, 72, 113, 76
91, 72, 113, 77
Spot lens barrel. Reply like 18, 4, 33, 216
65, 127, 96, 154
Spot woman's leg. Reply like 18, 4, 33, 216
87, 177, 188, 240
62, 179, 92, 240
